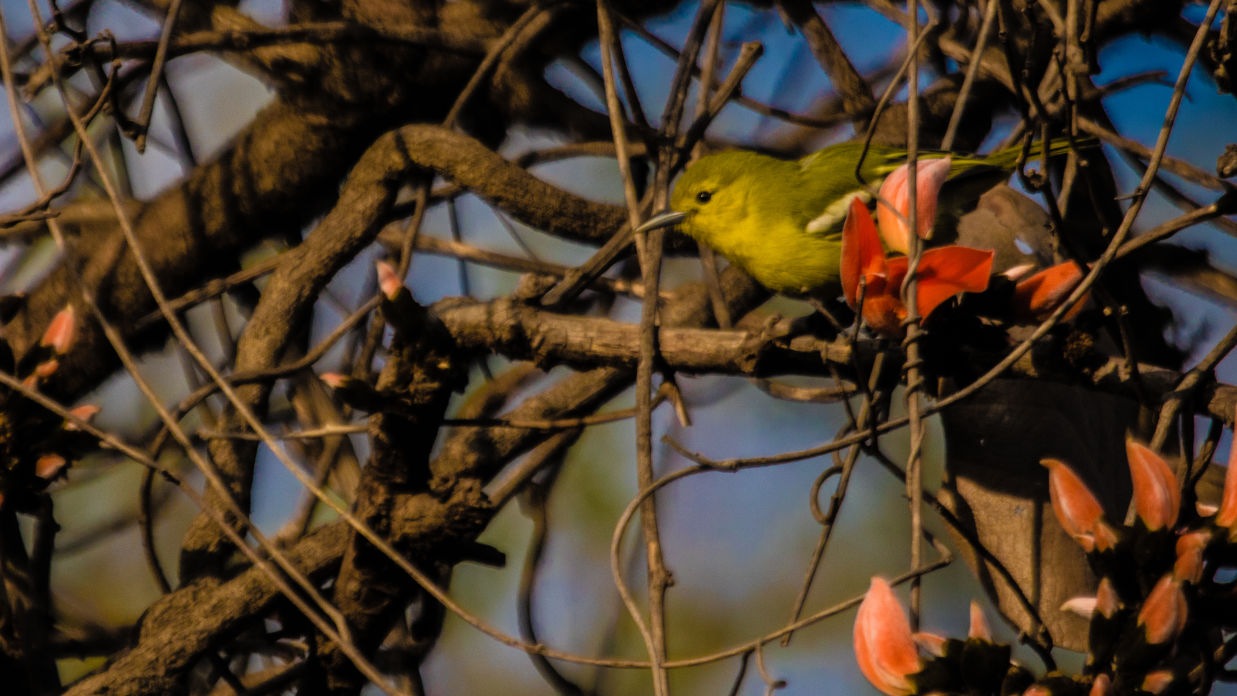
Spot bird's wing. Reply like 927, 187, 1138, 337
804, 189, 872, 235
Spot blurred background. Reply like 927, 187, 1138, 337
0, 0, 1234, 693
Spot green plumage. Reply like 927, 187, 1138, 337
669, 139, 1080, 294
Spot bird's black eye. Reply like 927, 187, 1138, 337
695, 190, 712, 204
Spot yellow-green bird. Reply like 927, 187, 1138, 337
640, 140, 1078, 296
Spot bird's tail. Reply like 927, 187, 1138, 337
953, 135, 1099, 174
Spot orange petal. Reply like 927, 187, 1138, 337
854, 577, 921, 696
1090, 674, 1112, 696
841, 198, 886, 310
40, 305, 76, 355
1140, 671, 1174, 695
861, 294, 908, 338
64, 404, 101, 431
320, 372, 348, 389
34, 359, 59, 379
1217, 428, 1237, 528
1137, 574, 1187, 645
1012, 261, 1085, 322
912, 246, 994, 317
1044, 458, 1115, 552
35, 453, 67, 479
1127, 439, 1180, 531
1174, 530, 1211, 584
968, 600, 991, 641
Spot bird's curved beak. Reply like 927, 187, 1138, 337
634, 210, 686, 234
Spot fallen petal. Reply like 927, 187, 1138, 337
855, 577, 921, 696
1127, 439, 1180, 531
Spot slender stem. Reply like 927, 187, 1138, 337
900, 0, 924, 628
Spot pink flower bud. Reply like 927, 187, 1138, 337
876, 156, 952, 253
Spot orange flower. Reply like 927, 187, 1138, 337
1137, 574, 1187, 645
854, 577, 921, 696
1173, 530, 1211, 584
1216, 426, 1237, 529
841, 198, 993, 337
876, 157, 953, 253
1043, 458, 1117, 552
40, 305, 76, 355
1126, 440, 1180, 531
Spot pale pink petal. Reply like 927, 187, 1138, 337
876, 157, 952, 252
1059, 596, 1097, 619
912, 631, 947, 657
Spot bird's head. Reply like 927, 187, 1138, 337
667, 151, 764, 243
